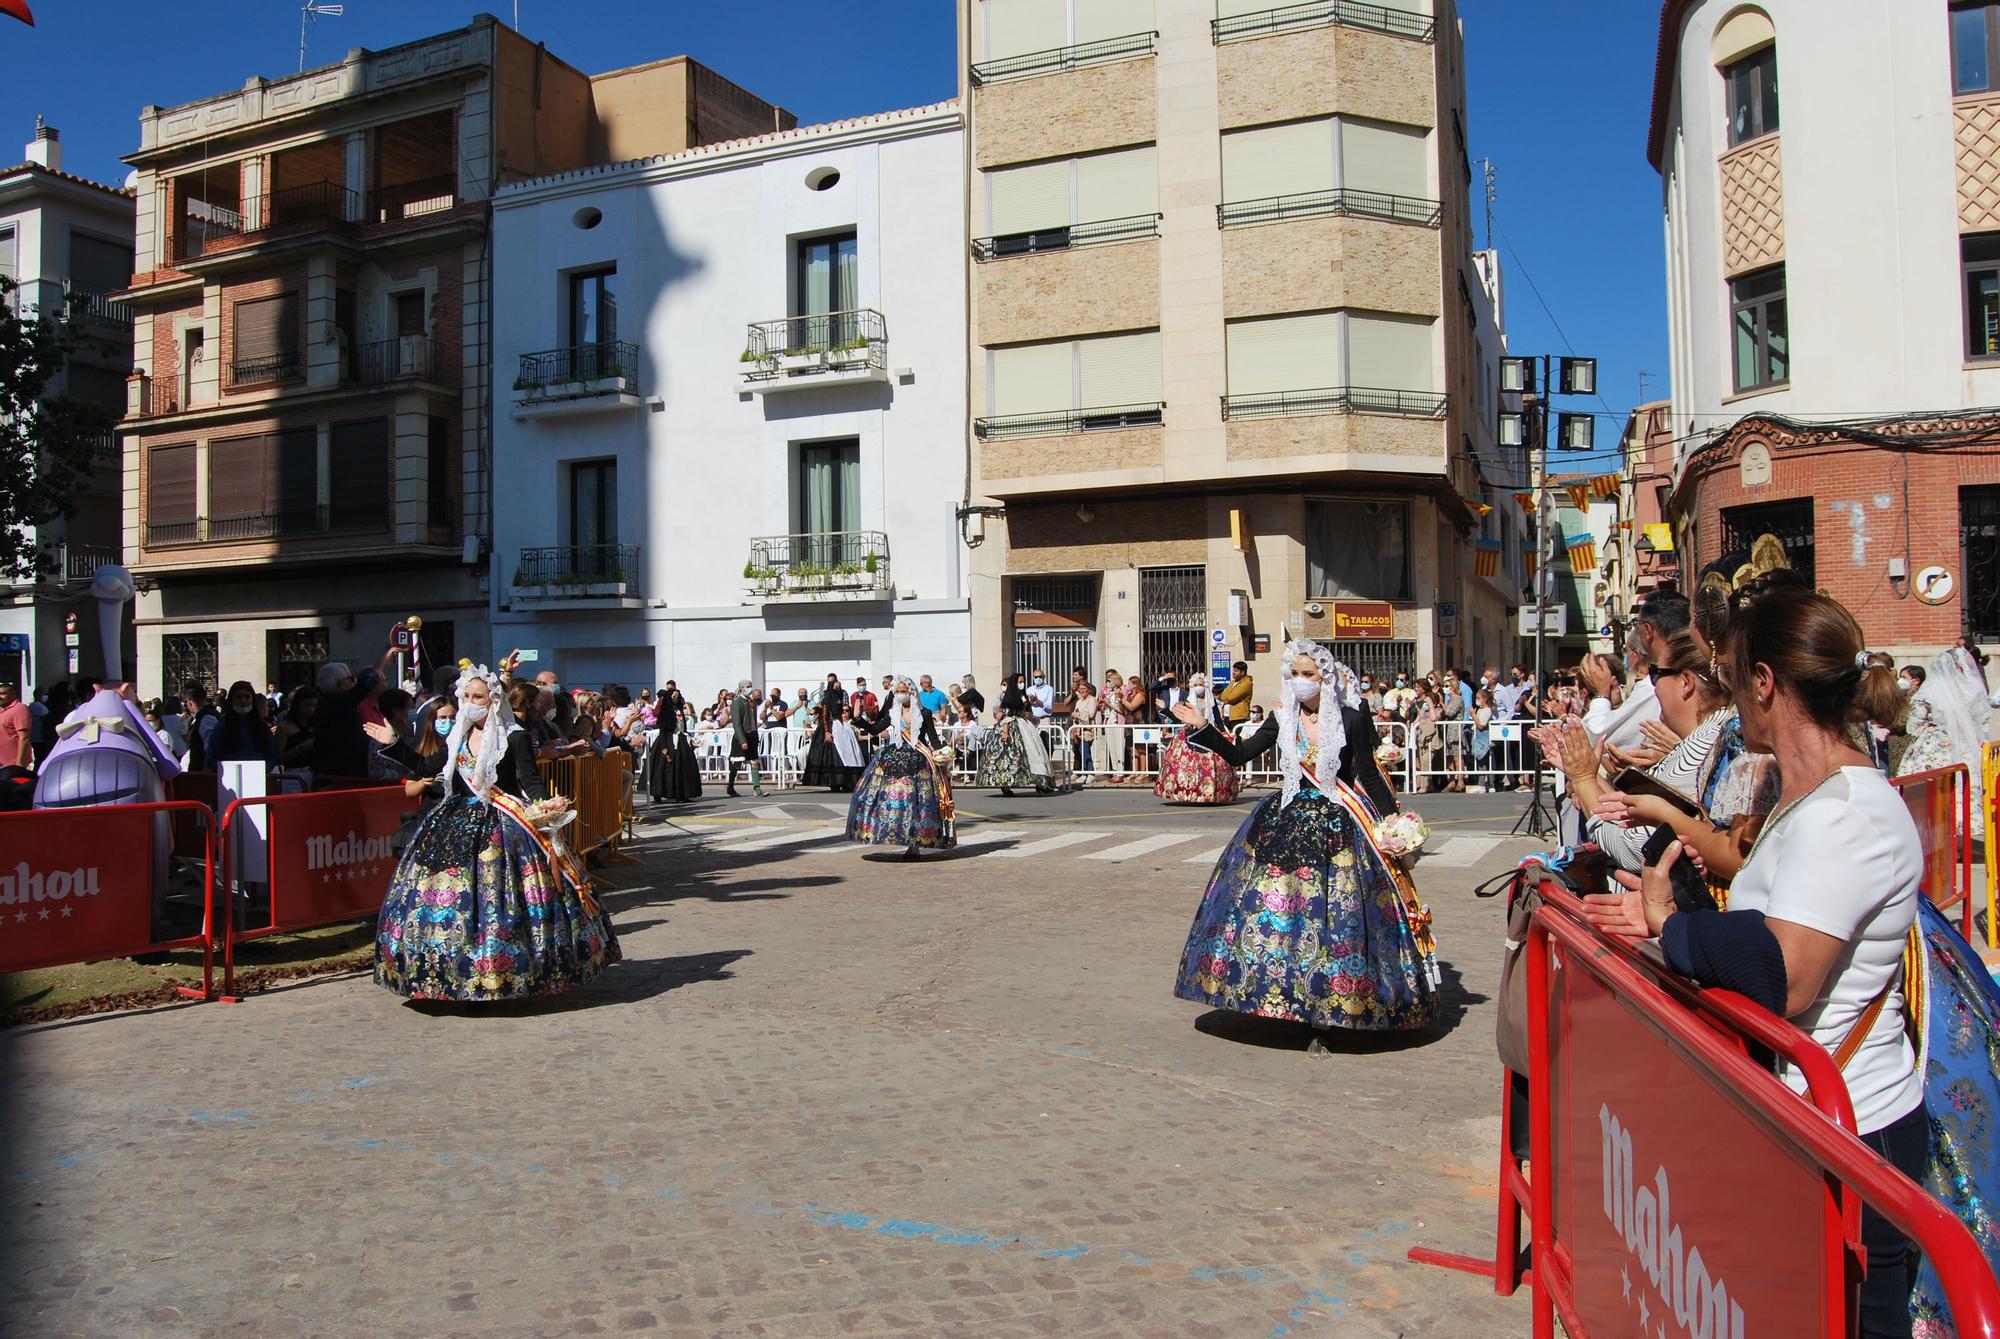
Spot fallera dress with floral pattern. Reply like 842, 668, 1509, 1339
376, 732, 620, 1001
1173, 715, 1438, 1031
1155, 726, 1242, 804
846, 706, 954, 850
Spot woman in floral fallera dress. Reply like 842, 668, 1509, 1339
1170, 640, 1440, 1033
846, 676, 956, 858
365, 667, 620, 1001
1155, 680, 1241, 804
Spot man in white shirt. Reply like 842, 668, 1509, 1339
1493, 666, 1528, 720
1025, 669, 1055, 721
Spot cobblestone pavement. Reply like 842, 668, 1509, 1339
2, 791, 1545, 1339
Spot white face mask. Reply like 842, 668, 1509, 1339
1899, 677, 1914, 694
1289, 678, 1322, 708
896, 692, 912, 707
462, 703, 489, 724
232, 703, 254, 715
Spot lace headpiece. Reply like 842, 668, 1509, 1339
443, 663, 522, 800
1277, 635, 1359, 810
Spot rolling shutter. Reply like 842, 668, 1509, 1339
329, 419, 389, 531
984, 0, 1067, 60
1347, 313, 1434, 391
1221, 120, 1334, 204
1078, 331, 1160, 408
277, 427, 319, 530
987, 160, 1072, 236
147, 444, 197, 522
232, 292, 300, 377
990, 341, 1075, 416
1340, 119, 1430, 199
1075, 146, 1157, 224
1225, 313, 1340, 396
207, 434, 269, 522
1074, 0, 1153, 44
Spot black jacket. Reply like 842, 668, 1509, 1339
392, 729, 549, 802
1190, 705, 1396, 816
871, 701, 941, 749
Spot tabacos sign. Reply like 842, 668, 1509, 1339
0, 861, 102, 905
305, 830, 396, 873
1330, 601, 1396, 640
1600, 1103, 1747, 1339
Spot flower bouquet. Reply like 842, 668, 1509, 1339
1372, 810, 1429, 867
524, 796, 575, 831
1373, 742, 1405, 771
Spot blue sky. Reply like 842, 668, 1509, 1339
2, 0, 1667, 462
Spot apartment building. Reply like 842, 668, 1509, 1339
488, 104, 969, 691
1652, 1, 2000, 658
959, 0, 1494, 691
0, 121, 134, 695
117, 14, 792, 699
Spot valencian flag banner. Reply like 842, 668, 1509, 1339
1463, 496, 1493, 518
1592, 473, 1620, 499
1514, 491, 1535, 515
1568, 536, 1598, 572
1565, 482, 1592, 511
1521, 539, 1538, 581
1473, 538, 1502, 577
0, 0, 33, 25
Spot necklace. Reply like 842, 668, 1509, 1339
1738, 765, 1847, 874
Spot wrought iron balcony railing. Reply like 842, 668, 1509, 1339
230, 353, 302, 387
514, 341, 641, 399
511, 544, 642, 597
974, 402, 1165, 441
1217, 188, 1442, 230
61, 544, 120, 581
350, 336, 443, 385
972, 213, 1161, 261
745, 531, 892, 599
144, 506, 345, 548
1212, 0, 1435, 46
174, 180, 359, 260
65, 280, 134, 329
970, 30, 1157, 85
1220, 386, 1448, 421
372, 174, 458, 223
741, 309, 887, 380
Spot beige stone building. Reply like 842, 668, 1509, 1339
959, 0, 1494, 692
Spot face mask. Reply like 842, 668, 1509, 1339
462, 704, 488, 725
896, 692, 912, 706
434, 717, 453, 737
1899, 678, 1914, 694
1290, 679, 1322, 707
232, 703, 254, 715
1033, 676, 1044, 684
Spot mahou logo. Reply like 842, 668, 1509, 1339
0, 861, 103, 905
306, 831, 395, 873
1600, 1103, 1747, 1339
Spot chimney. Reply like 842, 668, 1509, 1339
25, 116, 59, 172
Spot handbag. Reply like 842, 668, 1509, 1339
1480, 847, 1608, 1076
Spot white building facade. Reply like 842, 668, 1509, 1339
489, 104, 970, 694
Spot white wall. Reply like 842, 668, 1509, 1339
1662, 1, 1997, 451
489, 110, 971, 695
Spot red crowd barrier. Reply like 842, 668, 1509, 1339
1892, 764, 1975, 941
0, 800, 217, 999
217, 785, 414, 1000
1413, 880, 2000, 1337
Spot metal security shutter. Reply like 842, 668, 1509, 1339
1347, 313, 1434, 392
985, 0, 1067, 60
987, 159, 1073, 236
1221, 120, 1334, 203
1079, 331, 1160, 408
1340, 119, 1430, 199
232, 293, 299, 376
1075, 146, 1157, 224
276, 427, 318, 530
207, 434, 269, 522
329, 418, 389, 531
1225, 313, 1340, 396
147, 444, 197, 521
1074, 0, 1153, 43
991, 341, 1076, 415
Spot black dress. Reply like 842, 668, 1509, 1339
646, 699, 703, 803
801, 714, 863, 792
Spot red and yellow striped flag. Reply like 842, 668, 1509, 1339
1521, 540, 1537, 581
1567, 537, 1598, 572
1474, 538, 1502, 577
1514, 491, 1535, 515
1592, 474, 1620, 499
1565, 482, 1592, 511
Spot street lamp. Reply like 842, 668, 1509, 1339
1559, 356, 1597, 396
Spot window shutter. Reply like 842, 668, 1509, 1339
1078, 331, 1161, 408
1226, 314, 1341, 396
1221, 120, 1334, 204
1074, 0, 1153, 44
68, 232, 134, 292
329, 419, 389, 531
985, 0, 1068, 60
987, 160, 1073, 236
147, 444, 197, 522
233, 293, 300, 376
1347, 313, 1434, 391
1340, 119, 1430, 199
1075, 146, 1157, 224
208, 434, 270, 522
427, 416, 451, 528
990, 341, 1076, 416
277, 427, 319, 530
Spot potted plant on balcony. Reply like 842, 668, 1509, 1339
776, 343, 825, 373
742, 559, 779, 596
826, 335, 873, 370
740, 348, 777, 378
511, 564, 548, 601
584, 563, 630, 598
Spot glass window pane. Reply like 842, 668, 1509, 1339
1307, 499, 1409, 600
1733, 305, 1760, 390
1971, 270, 2000, 357
1759, 48, 1779, 134
1764, 296, 1788, 383
1728, 62, 1752, 144
1956, 7, 1992, 94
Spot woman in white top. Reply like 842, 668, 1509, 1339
1584, 581, 1924, 1338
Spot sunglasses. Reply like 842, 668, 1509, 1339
1645, 665, 1682, 686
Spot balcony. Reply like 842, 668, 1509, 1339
1217, 188, 1441, 230
972, 213, 1161, 262
229, 353, 303, 389
1221, 387, 1448, 421
349, 336, 445, 386
974, 401, 1164, 441
65, 281, 134, 330
745, 532, 892, 602
143, 507, 358, 550
511, 341, 643, 419
509, 544, 643, 609
1211, 0, 1435, 46
970, 30, 1157, 85
59, 544, 120, 582
741, 309, 888, 394
372, 174, 458, 224
173, 180, 358, 262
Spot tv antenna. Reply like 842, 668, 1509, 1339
299, 0, 345, 73
1479, 157, 1497, 251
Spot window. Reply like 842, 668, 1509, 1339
1222, 310, 1438, 417
981, 146, 1158, 256
976, 0, 1156, 81
427, 416, 451, 527
1307, 499, 1410, 601
276, 428, 317, 533
266, 627, 329, 697
1963, 485, 2000, 638
1954, 2, 2000, 95
1730, 266, 1788, 392
797, 439, 862, 567
1966, 234, 2000, 359
1219, 116, 1433, 226
231, 292, 301, 385
67, 231, 133, 296
569, 459, 617, 576
568, 267, 616, 349
0, 226, 14, 291
1723, 44, 1779, 146
394, 290, 426, 337
1718, 497, 1814, 586
162, 634, 219, 701
146, 444, 198, 539
987, 330, 1162, 431
207, 434, 273, 534
793, 231, 858, 348
328, 418, 389, 531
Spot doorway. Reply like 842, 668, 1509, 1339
1139, 564, 1207, 689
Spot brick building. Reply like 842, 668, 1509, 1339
116, 15, 791, 699
1651, 2, 2000, 659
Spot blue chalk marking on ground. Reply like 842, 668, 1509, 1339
1033, 1245, 1088, 1260
355, 1138, 383, 1149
